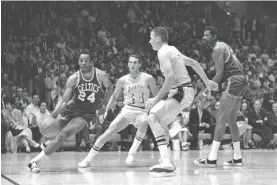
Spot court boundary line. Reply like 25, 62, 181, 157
1, 174, 20, 185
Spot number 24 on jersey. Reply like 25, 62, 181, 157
78, 91, 95, 103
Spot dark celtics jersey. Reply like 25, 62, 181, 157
71, 68, 103, 113
212, 42, 244, 82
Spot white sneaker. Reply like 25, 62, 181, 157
181, 142, 191, 150
126, 153, 136, 166
28, 162, 40, 173
78, 158, 91, 168
149, 158, 176, 173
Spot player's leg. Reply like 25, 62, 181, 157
126, 113, 148, 165
194, 93, 232, 167
82, 126, 92, 152
223, 98, 243, 166
147, 99, 181, 172
195, 75, 247, 167
78, 114, 130, 168
75, 130, 83, 151
44, 117, 87, 155
28, 118, 86, 172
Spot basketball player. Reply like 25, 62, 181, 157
145, 27, 218, 173
28, 50, 112, 173
78, 54, 158, 168
194, 26, 248, 167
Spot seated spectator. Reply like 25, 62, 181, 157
188, 100, 215, 149
237, 111, 253, 149
267, 102, 277, 133
24, 94, 42, 142
248, 99, 273, 148
267, 102, 277, 148
263, 87, 275, 112
241, 101, 249, 116
2, 100, 40, 153
31, 102, 52, 132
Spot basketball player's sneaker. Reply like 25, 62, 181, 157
28, 162, 40, 173
126, 153, 136, 165
194, 157, 217, 167
40, 140, 51, 150
149, 158, 176, 173
181, 142, 191, 150
78, 158, 91, 168
223, 158, 243, 166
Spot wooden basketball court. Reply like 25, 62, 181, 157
1, 149, 277, 185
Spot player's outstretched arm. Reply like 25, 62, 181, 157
104, 78, 124, 118
179, 54, 218, 91
52, 74, 76, 118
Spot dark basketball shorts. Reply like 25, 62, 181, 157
223, 74, 248, 99
59, 102, 95, 125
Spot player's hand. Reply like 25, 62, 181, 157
51, 111, 59, 118
99, 115, 105, 125
146, 97, 159, 111
206, 80, 218, 91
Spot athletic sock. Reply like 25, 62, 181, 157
208, 140, 221, 160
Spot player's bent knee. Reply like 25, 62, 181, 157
147, 113, 160, 124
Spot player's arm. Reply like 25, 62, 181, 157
104, 78, 124, 116
147, 75, 159, 97
155, 52, 175, 101
211, 46, 225, 85
51, 75, 76, 118
179, 54, 218, 93
179, 54, 210, 86
99, 71, 113, 105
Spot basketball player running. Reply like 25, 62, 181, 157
28, 50, 112, 173
194, 26, 248, 167
78, 54, 158, 168
146, 27, 218, 173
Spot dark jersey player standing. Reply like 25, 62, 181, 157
195, 26, 248, 167
28, 50, 112, 173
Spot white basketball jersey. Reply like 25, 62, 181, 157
159, 45, 191, 88
123, 73, 150, 108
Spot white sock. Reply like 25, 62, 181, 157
129, 138, 142, 155
158, 145, 170, 160
167, 145, 172, 159
86, 148, 99, 161
208, 141, 221, 160
31, 151, 46, 163
233, 141, 242, 160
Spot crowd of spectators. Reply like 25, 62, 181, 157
2, 2, 277, 153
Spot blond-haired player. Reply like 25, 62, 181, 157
146, 27, 218, 173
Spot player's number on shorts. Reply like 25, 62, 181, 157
78, 91, 95, 103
